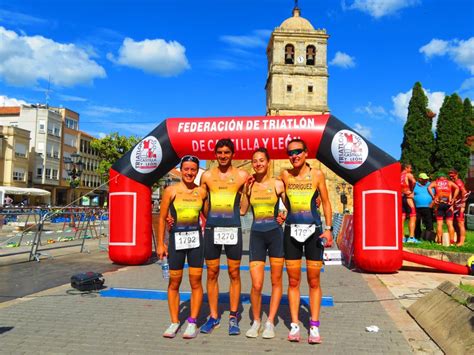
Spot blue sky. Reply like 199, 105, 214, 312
0, 0, 473, 159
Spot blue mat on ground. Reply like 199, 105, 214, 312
100, 288, 334, 307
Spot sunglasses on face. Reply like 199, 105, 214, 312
287, 148, 305, 157
180, 155, 200, 165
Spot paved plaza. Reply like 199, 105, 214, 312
0, 234, 462, 354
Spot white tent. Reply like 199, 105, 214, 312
0, 186, 51, 206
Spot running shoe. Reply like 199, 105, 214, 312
308, 326, 322, 344
163, 322, 180, 338
288, 322, 300, 342
229, 317, 241, 335
245, 320, 261, 338
200, 317, 221, 334
182, 322, 199, 339
403, 236, 409, 243
262, 321, 275, 339
406, 237, 421, 244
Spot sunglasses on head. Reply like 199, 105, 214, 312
287, 148, 305, 157
180, 155, 200, 165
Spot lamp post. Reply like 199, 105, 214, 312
64, 152, 84, 204
335, 181, 352, 213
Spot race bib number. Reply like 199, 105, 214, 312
290, 224, 316, 243
175, 230, 200, 250
214, 227, 238, 245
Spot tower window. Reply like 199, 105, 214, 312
306, 45, 316, 65
287, 85, 292, 92
285, 44, 294, 64
308, 85, 313, 93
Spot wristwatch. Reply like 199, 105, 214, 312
324, 226, 333, 232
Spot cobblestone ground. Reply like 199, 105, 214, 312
0, 256, 414, 354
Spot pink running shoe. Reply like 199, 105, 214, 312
288, 323, 300, 342
308, 319, 322, 344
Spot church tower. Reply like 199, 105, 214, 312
266, 5, 329, 116
266, 4, 352, 214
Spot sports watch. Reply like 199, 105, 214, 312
324, 226, 333, 232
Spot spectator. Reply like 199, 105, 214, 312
413, 173, 434, 242
4, 195, 13, 206
428, 172, 459, 244
449, 169, 470, 246
401, 164, 417, 243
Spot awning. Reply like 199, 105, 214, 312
0, 186, 51, 196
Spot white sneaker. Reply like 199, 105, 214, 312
308, 326, 322, 344
163, 322, 180, 338
288, 322, 300, 342
182, 322, 198, 339
245, 320, 261, 338
262, 321, 275, 339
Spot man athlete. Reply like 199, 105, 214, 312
199, 138, 249, 335
428, 172, 459, 244
449, 169, 470, 246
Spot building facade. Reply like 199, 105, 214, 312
0, 125, 30, 188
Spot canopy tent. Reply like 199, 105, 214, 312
0, 186, 51, 205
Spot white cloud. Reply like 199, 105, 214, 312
82, 105, 135, 117
108, 37, 190, 77
220, 30, 271, 48
329, 51, 356, 68
355, 102, 386, 117
391, 88, 445, 129
0, 26, 106, 87
0, 9, 49, 27
342, 0, 420, 18
209, 59, 238, 70
0, 94, 28, 106
57, 94, 87, 102
459, 77, 474, 100
353, 123, 372, 138
420, 37, 474, 74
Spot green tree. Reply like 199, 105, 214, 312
400, 82, 435, 174
434, 93, 466, 175
90, 132, 140, 183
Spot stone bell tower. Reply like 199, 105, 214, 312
265, 4, 352, 214
265, 5, 329, 116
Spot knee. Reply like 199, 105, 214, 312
252, 281, 263, 293
168, 279, 181, 291
308, 276, 320, 289
189, 278, 202, 290
288, 277, 300, 289
271, 275, 282, 288
228, 268, 240, 281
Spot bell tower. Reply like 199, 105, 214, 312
265, 5, 329, 115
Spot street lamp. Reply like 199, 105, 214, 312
336, 181, 352, 213
64, 153, 84, 189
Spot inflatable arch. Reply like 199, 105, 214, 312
109, 114, 402, 273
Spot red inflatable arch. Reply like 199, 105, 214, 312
109, 114, 402, 273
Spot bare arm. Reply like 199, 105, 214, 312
156, 186, 174, 259
450, 182, 459, 203
200, 171, 211, 217
315, 170, 333, 247
428, 182, 436, 200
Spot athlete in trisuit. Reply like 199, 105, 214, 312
240, 148, 286, 339
199, 138, 249, 335
449, 169, 469, 246
156, 155, 207, 339
401, 163, 417, 243
279, 139, 333, 344
428, 172, 459, 244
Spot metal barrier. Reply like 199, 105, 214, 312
0, 206, 109, 262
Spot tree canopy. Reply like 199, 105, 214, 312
90, 132, 140, 182
400, 82, 435, 174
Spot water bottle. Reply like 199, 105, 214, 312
320, 237, 328, 247
161, 256, 170, 279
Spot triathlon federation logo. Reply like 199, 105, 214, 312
331, 129, 368, 170
131, 136, 162, 174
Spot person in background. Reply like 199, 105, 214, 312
279, 138, 333, 344
428, 172, 459, 244
4, 195, 13, 206
240, 148, 286, 339
449, 169, 470, 246
156, 155, 207, 339
413, 173, 434, 242
400, 163, 417, 243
